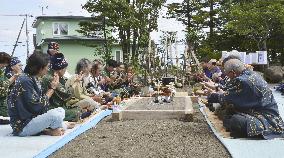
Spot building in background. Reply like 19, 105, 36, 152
32, 16, 123, 73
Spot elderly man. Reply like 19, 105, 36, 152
207, 59, 284, 139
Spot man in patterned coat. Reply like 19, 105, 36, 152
207, 59, 284, 139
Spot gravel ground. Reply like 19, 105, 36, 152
51, 112, 230, 158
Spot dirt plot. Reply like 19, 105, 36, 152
126, 97, 185, 110
51, 112, 230, 158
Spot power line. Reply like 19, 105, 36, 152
0, 14, 33, 17
0, 14, 33, 58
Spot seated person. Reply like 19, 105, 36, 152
208, 59, 222, 77
66, 58, 106, 113
0, 53, 20, 123
102, 59, 119, 91
112, 62, 127, 89
124, 69, 141, 97
203, 55, 251, 91
7, 52, 73, 136
88, 63, 113, 104
200, 57, 212, 79
207, 59, 284, 139
42, 53, 96, 121
4, 57, 23, 79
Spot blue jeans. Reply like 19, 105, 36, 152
19, 107, 67, 137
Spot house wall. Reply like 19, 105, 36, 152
41, 41, 123, 74
36, 20, 82, 45
34, 17, 124, 74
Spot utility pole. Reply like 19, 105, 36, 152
0, 14, 33, 57
165, 35, 168, 77
169, 32, 173, 67
25, 14, 30, 58
103, 16, 108, 54
12, 18, 26, 56
148, 35, 151, 74
174, 33, 178, 67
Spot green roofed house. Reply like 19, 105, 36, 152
32, 16, 123, 73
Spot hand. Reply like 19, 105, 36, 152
101, 92, 111, 97
92, 95, 103, 104
98, 78, 106, 85
75, 71, 83, 82
105, 77, 111, 83
203, 85, 216, 96
13, 72, 21, 79
50, 73, 59, 89
202, 80, 216, 90
217, 88, 224, 94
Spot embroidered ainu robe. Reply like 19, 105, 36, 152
208, 70, 284, 139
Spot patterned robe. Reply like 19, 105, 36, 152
7, 74, 49, 135
210, 70, 284, 139
42, 72, 79, 121
0, 68, 10, 117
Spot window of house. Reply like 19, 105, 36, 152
115, 51, 121, 62
53, 23, 68, 35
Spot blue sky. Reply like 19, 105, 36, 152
0, 0, 185, 65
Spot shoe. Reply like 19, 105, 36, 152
0, 119, 10, 125
80, 111, 92, 119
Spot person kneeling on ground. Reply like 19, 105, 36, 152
7, 52, 74, 136
207, 59, 284, 139
66, 58, 107, 117
42, 53, 94, 121
87, 63, 113, 105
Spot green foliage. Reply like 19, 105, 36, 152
166, 0, 284, 65
81, 0, 165, 66
77, 18, 116, 62
225, 0, 284, 50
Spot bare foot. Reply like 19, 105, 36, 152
43, 128, 65, 136
65, 122, 76, 129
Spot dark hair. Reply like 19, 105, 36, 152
93, 59, 102, 65
91, 63, 99, 72
222, 55, 241, 66
200, 57, 209, 63
0, 52, 11, 64
24, 51, 49, 76
75, 58, 91, 74
106, 59, 118, 68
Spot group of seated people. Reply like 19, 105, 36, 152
0, 42, 140, 137
195, 55, 284, 139
1, 42, 284, 140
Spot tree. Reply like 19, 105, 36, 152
225, 0, 284, 51
77, 17, 115, 62
167, 0, 206, 49
166, 0, 223, 61
81, 0, 165, 65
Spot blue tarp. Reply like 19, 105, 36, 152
0, 110, 112, 158
200, 90, 284, 158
